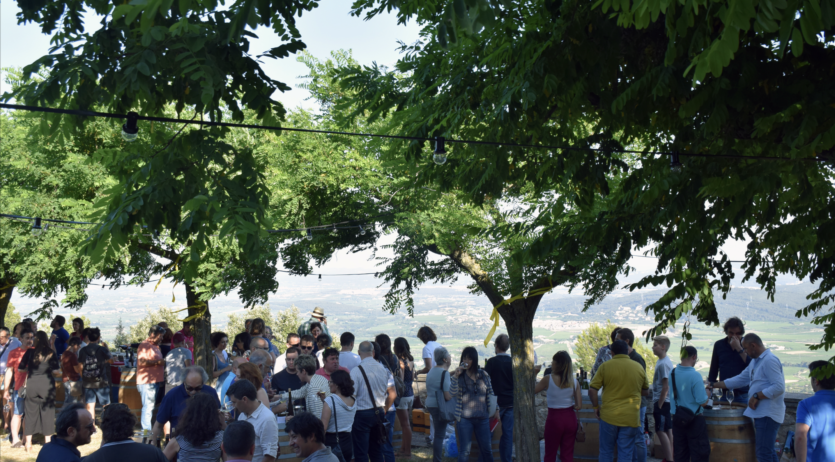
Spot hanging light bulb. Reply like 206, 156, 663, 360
359, 225, 366, 236
318, 274, 322, 281
670, 152, 683, 172
306, 229, 313, 241
433, 136, 447, 165
121, 112, 139, 142
31, 217, 43, 236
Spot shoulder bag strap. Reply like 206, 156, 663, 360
358, 366, 383, 419
671, 368, 678, 403
331, 396, 340, 444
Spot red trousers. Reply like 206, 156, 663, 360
544, 407, 578, 462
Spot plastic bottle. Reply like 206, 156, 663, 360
774, 438, 783, 457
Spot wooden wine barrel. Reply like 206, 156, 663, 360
277, 416, 308, 461
55, 381, 66, 410
455, 416, 502, 461
412, 408, 427, 434
118, 368, 143, 423
704, 406, 756, 462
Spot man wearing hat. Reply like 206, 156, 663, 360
297, 307, 331, 339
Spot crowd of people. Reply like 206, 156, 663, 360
2, 310, 835, 462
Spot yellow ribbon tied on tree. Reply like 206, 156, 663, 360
483, 285, 555, 347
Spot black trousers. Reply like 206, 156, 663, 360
672, 414, 711, 462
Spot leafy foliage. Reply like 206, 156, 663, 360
113, 317, 130, 347
223, 304, 302, 350
3, 303, 21, 330
128, 305, 185, 344
574, 320, 657, 382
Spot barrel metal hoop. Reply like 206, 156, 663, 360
709, 437, 755, 444
705, 420, 750, 425
579, 418, 600, 424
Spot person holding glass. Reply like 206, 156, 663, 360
450, 347, 498, 462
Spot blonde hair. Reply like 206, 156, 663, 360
653, 335, 671, 352
551, 351, 574, 389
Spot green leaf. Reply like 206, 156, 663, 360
791, 27, 804, 56
150, 26, 165, 41
137, 62, 151, 76
113, 5, 134, 19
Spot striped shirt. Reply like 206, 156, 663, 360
350, 357, 395, 411
450, 369, 495, 421
325, 395, 357, 432
176, 431, 223, 462
293, 374, 331, 418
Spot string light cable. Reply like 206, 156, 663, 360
0, 103, 827, 163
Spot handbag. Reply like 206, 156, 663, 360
358, 366, 390, 444
671, 368, 697, 426
69, 380, 83, 398
437, 370, 457, 422
573, 378, 586, 442
328, 396, 346, 462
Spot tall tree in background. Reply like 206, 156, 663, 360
330, 0, 835, 456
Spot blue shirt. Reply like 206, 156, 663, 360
35, 436, 81, 462
723, 349, 786, 423
669, 366, 708, 416
0, 338, 22, 376
53, 328, 70, 357
156, 383, 220, 428
796, 390, 835, 462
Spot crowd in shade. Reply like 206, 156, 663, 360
2, 310, 835, 462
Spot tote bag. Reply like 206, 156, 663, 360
437, 370, 456, 422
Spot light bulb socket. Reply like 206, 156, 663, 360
359, 225, 366, 236
670, 152, 683, 172
433, 137, 448, 165
32, 217, 43, 235
306, 229, 313, 241
318, 274, 322, 280
123, 112, 139, 135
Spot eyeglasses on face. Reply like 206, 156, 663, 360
185, 385, 201, 392
300, 345, 314, 350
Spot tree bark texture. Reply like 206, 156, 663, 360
185, 283, 212, 375
501, 297, 542, 462
0, 282, 15, 327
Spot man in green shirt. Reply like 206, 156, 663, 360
617, 328, 649, 462
589, 340, 650, 462
297, 307, 330, 339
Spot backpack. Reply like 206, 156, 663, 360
382, 355, 405, 407
80, 345, 106, 384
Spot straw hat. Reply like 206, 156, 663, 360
312, 307, 326, 318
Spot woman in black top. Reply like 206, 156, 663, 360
394, 337, 415, 457
18, 331, 62, 453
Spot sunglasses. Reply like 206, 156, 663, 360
185, 385, 201, 392
300, 345, 314, 350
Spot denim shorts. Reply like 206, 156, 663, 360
654, 401, 672, 432
12, 390, 25, 416
397, 396, 415, 411
83, 387, 111, 405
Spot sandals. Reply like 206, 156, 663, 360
11, 441, 23, 448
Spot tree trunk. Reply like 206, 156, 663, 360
0, 282, 14, 327
185, 284, 212, 376
501, 296, 542, 462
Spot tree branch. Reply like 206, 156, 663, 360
137, 243, 179, 262
430, 244, 505, 307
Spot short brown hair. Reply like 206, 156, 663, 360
494, 334, 510, 352
653, 335, 671, 352
417, 326, 437, 343
723, 317, 745, 335
610, 326, 621, 343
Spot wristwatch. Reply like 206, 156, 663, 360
752, 392, 760, 400
735, 348, 743, 354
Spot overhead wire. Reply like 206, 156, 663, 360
0, 103, 826, 162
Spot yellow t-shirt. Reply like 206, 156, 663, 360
588, 354, 649, 427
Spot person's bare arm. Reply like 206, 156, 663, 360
262, 456, 276, 462
795, 422, 810, 462
658, 377, 669, 407
589, 387, 600, 419
149, 421, 165, 446
3, 369, 12, 400
385, 386, 397, 410
417, 358, 432, 375
573, 383, 583, 411
163, 436, 180, 460
321, 401, 332, 431
534, 375, 549, 394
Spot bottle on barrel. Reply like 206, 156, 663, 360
288, 390, 294, 416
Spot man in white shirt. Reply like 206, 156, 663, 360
338, 332, 361, 371
273, 333, 301, 375
350, 342, 396, 462
712, 333, 785, 462
227, 380, 278, 462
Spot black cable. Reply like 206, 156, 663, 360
1, 103, 824, 161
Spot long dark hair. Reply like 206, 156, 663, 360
461, 347, 480, 373
375, 334, 393, 357
29, 331, 55, 373
174, 392, 222, 447
394, 337, 414, 362
233, 332, 251, 353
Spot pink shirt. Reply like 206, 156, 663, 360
137, 340, 164, 384
178, 329, 195, 355
315, 366, 349, 381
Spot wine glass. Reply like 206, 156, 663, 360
223, 401, 235, 420
727, 389, 735, 406
712, 387, 722, 408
